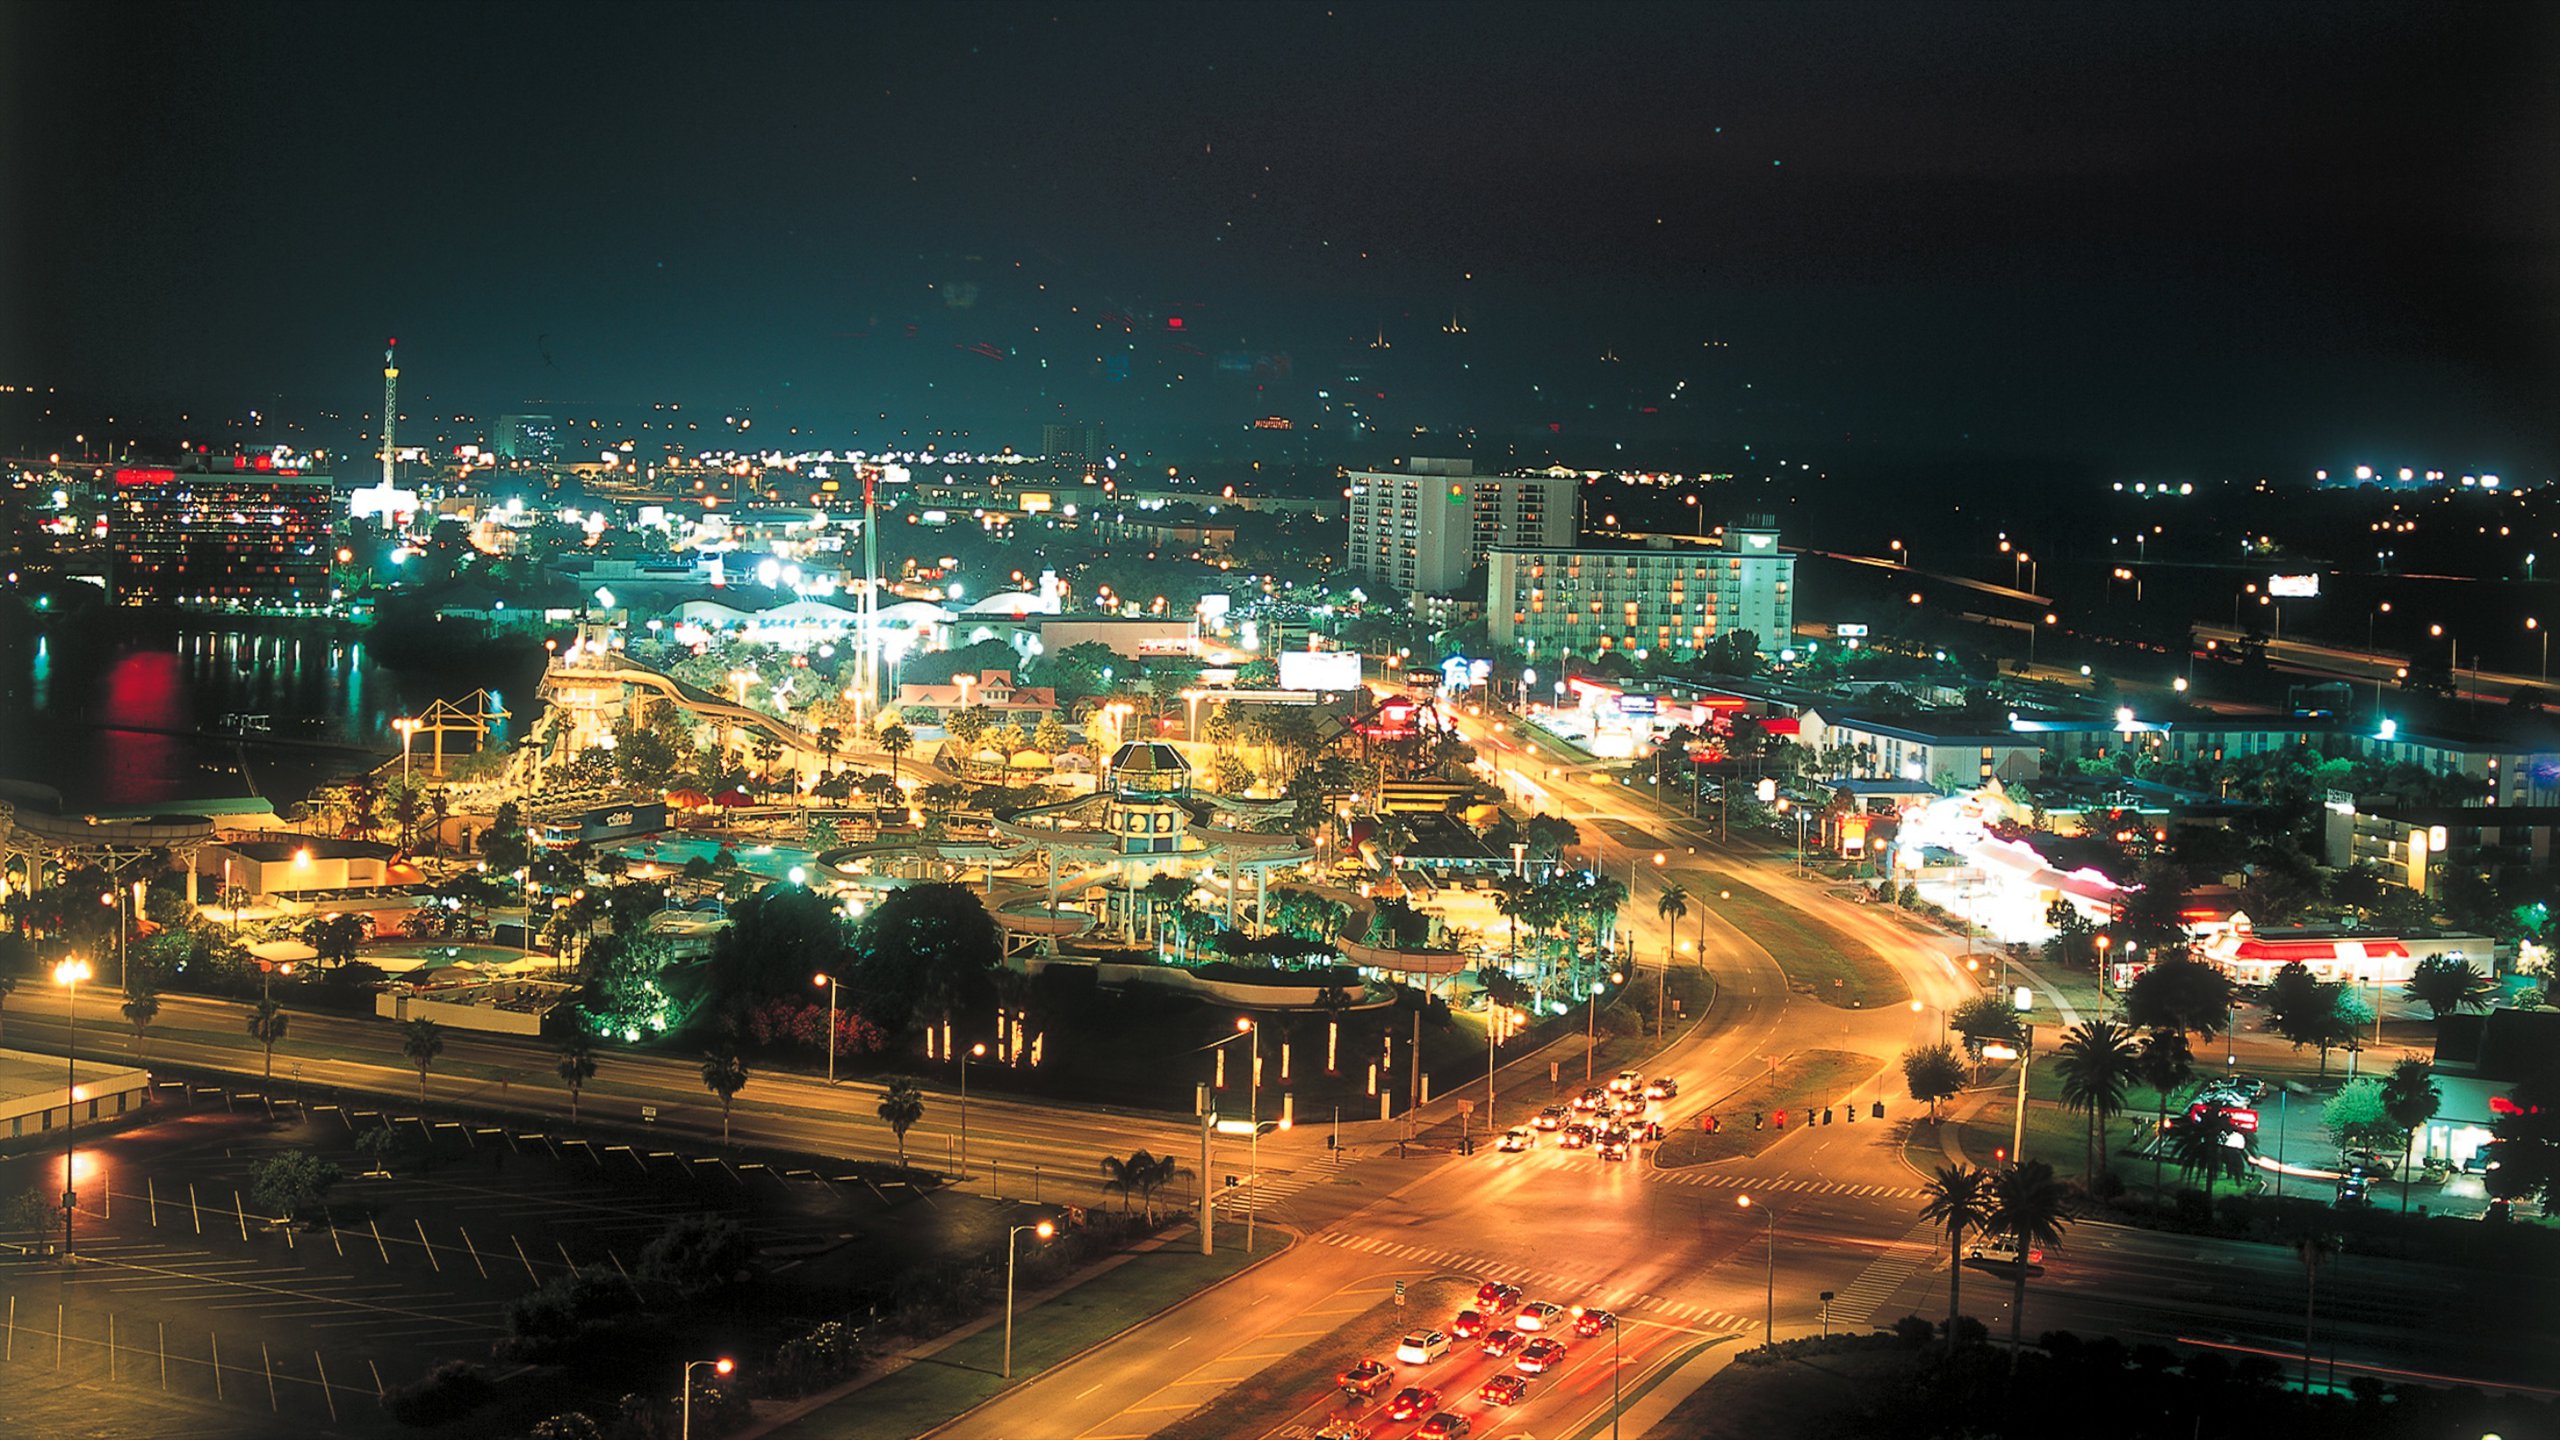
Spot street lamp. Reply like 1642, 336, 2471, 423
1584, 971, 1623, 1083
1908, 998, 1946, 1044
812, 973, 840, 1085
1572, 1303, 1624, 1439
1236, 1017, 1262, 1253
680, 1357, 734, 1440
54, 957, 89, 1257
1738, 1194, 1776, 1338
2532, 617, 2548, 684
1004, 1218, 1057, 1377
960, 1041, 987, 1185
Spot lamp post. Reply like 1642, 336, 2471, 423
1004, 1219, 1057, 1377
1572, 1303, 1624, 1439
960, 1041, 987, 1185
680, 1357, 733, 1440
1739, 1194, 1776, 1339
812, 973, 840, 1085
2532, 617, 2548, 684
1584, 971, 1622, 1083
1236, 1017, 1261, 1253
55, 957, 90, 1257
1908, 998, 1946, 1045
394, 716, 420, 785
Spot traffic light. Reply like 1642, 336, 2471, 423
1753, 1112, 1765, 1130
1871, 1101, 1885, 1119
1822, 1107, 1833, 1125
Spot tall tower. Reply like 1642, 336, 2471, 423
379, 338, 399, 488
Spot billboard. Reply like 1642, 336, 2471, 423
2267, 574, 2321, 598
1279, 650, 1364, 692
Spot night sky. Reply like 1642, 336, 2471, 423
5, 1, 2554, 473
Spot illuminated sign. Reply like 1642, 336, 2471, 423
114, 467, 176, 486
1279, 650, 1364, 692
1616, 695, 1657, 715
2267, 574, 2320, 598
1835, 624, 1869, 638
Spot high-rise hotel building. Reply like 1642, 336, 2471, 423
1489, 517, 1794, 663
1345, 458, 1576, 598
109, 455, 334, 607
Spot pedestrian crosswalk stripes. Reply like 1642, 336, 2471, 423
1825, 1219, 1940, 1324
1218, 1167, 1319, 1216
1648, 1168, 1922, 1200
1312, 1230, 1756, 1331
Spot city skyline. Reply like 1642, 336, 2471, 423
6, 1, 2555, 475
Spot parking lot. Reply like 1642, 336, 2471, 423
0, 1080, 981, 1435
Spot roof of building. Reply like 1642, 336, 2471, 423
896, 670, 1057, 709
1107, 741, 1190, 775
217, 836, 398, 863
1805, 709, 2032, 747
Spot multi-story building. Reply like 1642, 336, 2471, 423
1487, 517, 1793, 664
1041, 422, 1104, 464
1345, 458, 1575, 597
109, 457, 333, 608
494, 414, 560, 463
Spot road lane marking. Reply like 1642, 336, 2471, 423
1075, 1382, 1104, 1399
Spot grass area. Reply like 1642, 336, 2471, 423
1152, 1276, 1476, 1440
1654, 1050, 1877, 1167
1706, 874, 1907, 1009
1641, 1339, 1924, 1438
1558, 1335, 1736, 1440
771, 1240, 1268, 1440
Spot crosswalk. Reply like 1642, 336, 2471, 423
1312, 1230, 1759, 1332
1649, 1167, 1922, 1201
1824, 1219, 1942, 1325
1217, 1167, 1324, 1216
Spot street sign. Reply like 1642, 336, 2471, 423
1394, 1280, 1407, 1307
640, 1106, 657, 1123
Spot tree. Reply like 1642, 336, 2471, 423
845, 883, 1001, 1038
305, 913, 364, 969
1987, 1160, 2071, 1365
2052, 1019, 2140, 1181
2404, 955, 2493, 1024
878, 721, 915, 798
355, 1125, 400, 1178
1655, 883, 1692, 966
2321, 1077, 2405, 1158
2264, 961, 2356, 1074
877, 1077, 925, 1166
701, 1048, 748, 1144
401, 1018, 445, 1102
2377, 1058, 2440, 1219
249, 1150, 341, 1226
2164, 1107, 2254, 1194
1951, 995, 2025, 1049
1902, 1043, 1966, 1122
1032, 714, 1070, 757
2122, 956, 2233, 1043
122, 982, 161, 1063
2133, 1028, 2193, 1195
1917, 1163, 1995, 1350
246, 996, 290, 1082
557, 1035, 598, 1122
814, 725, 843, 776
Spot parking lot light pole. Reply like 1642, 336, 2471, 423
1004, 1219, 1056, 1377
680, 1357, 733, 1440
960, 1042, 986, 1183
55, 957, 90, 1258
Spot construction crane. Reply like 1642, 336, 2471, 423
380, 337, 399, 488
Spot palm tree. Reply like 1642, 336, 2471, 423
879, 721, 914, 798
1655, 883, 1692, 962
1099, 1152, 1140, 1213
701, 1047, 748, 1144
122, 982, 162, 1063
400, 1017, 444, 1103
247, 996, 290, 1082
2377, 1057, 2441, 1219
2164, 1106, 2253, 1194
1918, 1163, 1996, 1350
2052, 1019, 2140, 1182
2133, 1028, 2193, 1195
1129, 1150, 1190, 1222
1987, 1160, 2071, 1366
814, 725, 844, 776
556, 1034, 598, 1122
878, 1077, 925, 1166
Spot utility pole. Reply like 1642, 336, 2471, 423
379, 339, 398, 490
1196, 1084, 1215, 1257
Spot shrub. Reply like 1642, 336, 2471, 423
528, 1413, 603, 1440
1892, 1314, 1935, 1348
381, 1360, 495, 1427
638, 1214, 755, 1294
496, 1267, 639, 1359
767, 1320, 864, 1397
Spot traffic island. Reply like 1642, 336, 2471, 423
1705, 874, 1908, 1008
1652, 1051, 1877, 1166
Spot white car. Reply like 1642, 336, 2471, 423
1498, 1128, 1534, 1153
1515, 1301, 1565, 1332
1395, 1329, 1452, 1364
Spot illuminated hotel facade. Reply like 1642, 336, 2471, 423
1488, 517, 1794, 663
109, 456, 335, 607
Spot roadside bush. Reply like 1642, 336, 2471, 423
764, 1319, 865, 1397
495, 1266, 639, 1360
637, 1213, 755, 1295
1891, 1314, 1935, 1348
527, 1413, 604, 1440
381, 1360, 495, 1427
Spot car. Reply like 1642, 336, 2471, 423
1532, 1106, 1569, 1131
1476, 1281, 1524, 1314
1614, 1094, 1649, 1118
1479, 1327, 1524, 1357
1416, 1415, 1472, 1440
1517, 1301, 1564, 1332
1395, 1330, 1451, 1364
1630, 1119, 1664, 1143
1597, 1136, 1630, 1161
1315, 1422, 1373, 1440
1450, 1309, 1487, 1340
1610, 1069, 1646, 1094
1516, 1337, 1569, 1373
2336, 1164, 2378, 1207
1573, 1308, 1617, 1337
1498, 1128, 1533, 1153
1384, 1386, 1441, 1422
2339, 1147, 2395, 1177
1572, 1086, 1610, 1112
1962, 1235, 2046, 1272
1339, 1359, 1395, 1397
1644, 1075, 1681, 1100
1480, 1374, 1530, 1406
1560, 1124, 1593, 1150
